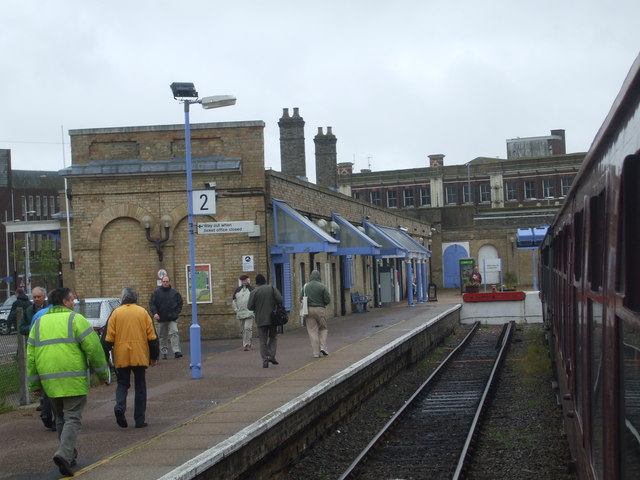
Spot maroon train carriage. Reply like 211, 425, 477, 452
540, 53, 640, 479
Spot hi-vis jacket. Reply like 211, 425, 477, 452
27, 306, 108, 398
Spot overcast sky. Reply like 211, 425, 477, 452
2, 1, 639, 182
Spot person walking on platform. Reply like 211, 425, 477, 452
301, 270, 331, 358
247, 274, 282, 368
104, 287, 159, 429
27, 287, 109, 477
149, 275, 183, 360
232, 274, 255, 351
7, 287, 31, 333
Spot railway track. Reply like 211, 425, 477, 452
338, 321, 514, 480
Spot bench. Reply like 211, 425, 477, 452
351, 292, 372, 313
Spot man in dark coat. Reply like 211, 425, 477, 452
7, 288, 31, 333
148, 276, 183, 360
247, 274, 282, 368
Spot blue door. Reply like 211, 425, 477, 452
443, 244, 468, 288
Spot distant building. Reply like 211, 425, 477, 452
0, 149, 64, 300
336, 130, 585, 289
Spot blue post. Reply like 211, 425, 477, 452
416, 260, 423, 303
184, 101, 202, 379
532, 249, 538, 291
407, 260, 414, 306
422, 261, 428, 301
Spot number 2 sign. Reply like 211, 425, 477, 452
191, 189, 216, 215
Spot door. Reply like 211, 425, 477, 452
444, 244, 469, 288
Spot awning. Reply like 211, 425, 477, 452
331, 214, 381, 256
374, 224, 430, 259
363, 221, 409, 258
270, 199, 339, 254
516, 226, 549, 249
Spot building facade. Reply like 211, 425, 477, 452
336, 131, 585, 289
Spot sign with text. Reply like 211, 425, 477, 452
242, 255, 254, 272
197, 221, 255, 234
192, 189, 216, 215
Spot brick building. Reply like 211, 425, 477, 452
61, 118, 431, 340
0, 149, 64, 301
336, 130, 585, 289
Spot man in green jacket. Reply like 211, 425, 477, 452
300, 270, 331, 358
27, 287, 109, 477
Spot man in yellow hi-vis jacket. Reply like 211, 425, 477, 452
27, 287, 109, 477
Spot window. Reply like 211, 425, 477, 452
589, 192, 605, 290
403, 189, 414, 207
462, 184, 472, 203
352, 192, 360, 200
620, 154, 639, 310
479, 184, 491, 203
419, 187, 431, 206
524, 180, 536, 199
43, 196, 48, 218
36, 196, 41, 217
542, 178, 555, 198
387, 190, 397, 208
561, 177, 572, 196
29, 195, 34, 212
505, 181, 517, 201
50, 196, 56, 216
370, 191, 380, 206
445, 186, 457, 205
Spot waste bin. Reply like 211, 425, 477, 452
428, 283, 438, 302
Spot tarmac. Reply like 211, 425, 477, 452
0, 290, 462, 480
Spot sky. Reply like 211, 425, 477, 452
1, 1, 639, 183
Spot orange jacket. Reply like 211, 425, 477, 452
105, 303, 158, 368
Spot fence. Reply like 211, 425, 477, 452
0, 329, 32, 410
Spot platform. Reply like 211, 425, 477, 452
0, 291, 463, 479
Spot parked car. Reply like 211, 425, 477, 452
0, 294, 32, 335
73, 297, 121, 329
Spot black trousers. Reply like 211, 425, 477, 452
115, 366, 147, 426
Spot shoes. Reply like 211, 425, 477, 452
53, 455, 74, 477
262, 360, 269, 368
243, 345, 251, 351
135, 422, 148, 428
320, 349, 329, 356
114, 409, 128, 428
268, 357, 279, 365
175, 352, 183, 359
313, 354, 320, 358
36, 405, 43, 412
162, 353, 167, 360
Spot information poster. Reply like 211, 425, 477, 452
185, 264, 213, 304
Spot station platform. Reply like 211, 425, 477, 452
0, 291, 462, 480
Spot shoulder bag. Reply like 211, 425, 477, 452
270, 286, 289, 326
300, 283, 309, 316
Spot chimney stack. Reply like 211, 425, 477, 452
314, 127, 338, 189
278, 107, 306, 177
428, 154, 445, 168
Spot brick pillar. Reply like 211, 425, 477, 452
428, 154, 445, 168
278, 107, 306, 178
314, 127, 337, 189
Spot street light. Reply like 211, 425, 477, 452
171, 82, 236, 379
23, 208, 36, 294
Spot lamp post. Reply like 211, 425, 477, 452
23, 204, 36, 294
170, 82, 235, 379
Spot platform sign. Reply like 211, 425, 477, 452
197, 221, 254, 234
192, 189, 216, 215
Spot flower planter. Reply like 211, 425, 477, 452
464, 285, 480, 293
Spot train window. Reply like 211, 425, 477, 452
574, 288, 583, 421
620, 154, 640, 311
589, 300, 604, 478
588, 192, 606, 291
574, 210, 584, 281
621, 315, 640, 478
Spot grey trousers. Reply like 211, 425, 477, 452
238, 317, 253, 347
50, 395, 87, 462
158, 321, 181, 355
258, 325, 277, 361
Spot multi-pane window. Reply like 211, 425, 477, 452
352, 191, 360, 200
445, 186, 457, 204
505, 181, 517, 201
524, 180, 536, 199
50, 196, 56, 216
479, 184, 491, 203
419, 187, 431, 206
370, 191, 381, 206
387, 190, 398, 208
542, 178, 555, 198
463, 184, 472, 203
561, 177, 572, 196
36, 196, 42, 217
43, 196, 48, 218
29, 195, 34, 213
403, 189, 414, 207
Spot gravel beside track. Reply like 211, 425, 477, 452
285, 323, 576, 480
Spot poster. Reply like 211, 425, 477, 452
185, 264, 212, 304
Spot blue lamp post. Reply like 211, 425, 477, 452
170, 82, 236, 379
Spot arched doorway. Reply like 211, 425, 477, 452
478, 244, 500, 285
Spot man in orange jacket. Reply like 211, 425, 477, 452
104, 287, 159, 429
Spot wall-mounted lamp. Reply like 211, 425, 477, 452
143, 215, 172, 262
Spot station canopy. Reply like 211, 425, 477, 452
331, 213, 381, 256
516, 226, 549, 249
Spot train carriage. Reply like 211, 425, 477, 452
540, 53, 640, 479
